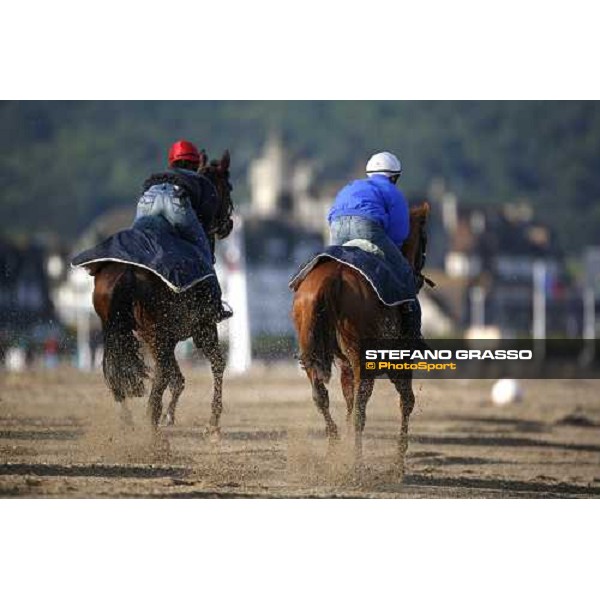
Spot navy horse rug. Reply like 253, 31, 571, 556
289, 242, 415, 307
71, 217, 216, 293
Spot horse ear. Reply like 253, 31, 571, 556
220, 149, 230, 171
410, 201, 431, 220
198, 149, 209, 169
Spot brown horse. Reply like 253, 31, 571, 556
292, 203, 431, 475
90, 151, 234, 434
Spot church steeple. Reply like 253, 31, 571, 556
248, 130, 290, 217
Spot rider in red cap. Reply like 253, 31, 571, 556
168, 140, 201, 166
161, 139, 220, 232
133, 139, 232, 321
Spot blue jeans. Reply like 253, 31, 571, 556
134, 183, 206, 247
329, 216, 417, 298
329, 215, 422, 333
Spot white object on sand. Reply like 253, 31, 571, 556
491, 378, 523, 406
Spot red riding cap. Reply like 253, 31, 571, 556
168, 140, 200, 166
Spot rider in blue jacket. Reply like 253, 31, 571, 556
328, 151, 424, 342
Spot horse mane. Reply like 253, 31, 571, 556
198, 151, 234, 239
402, 201, 430, 267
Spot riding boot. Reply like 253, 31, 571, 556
212, 289, 233, 322
208, 280, 233, 322
399, 300, 430, 352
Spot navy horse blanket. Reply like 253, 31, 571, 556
71, 216, 216, 293
289, 244, 416, 307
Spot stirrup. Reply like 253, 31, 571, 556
217, 301, 233, 322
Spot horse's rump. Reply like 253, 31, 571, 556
293, 260, 386, 382
93, 264, 147, 400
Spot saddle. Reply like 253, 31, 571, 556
342, 238, 385, 259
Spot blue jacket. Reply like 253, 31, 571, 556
327, 175, 410, 246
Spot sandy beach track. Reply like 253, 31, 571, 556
1, 367, 599, 498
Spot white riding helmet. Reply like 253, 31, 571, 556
366, 151, 402, 178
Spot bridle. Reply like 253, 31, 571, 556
198, 160, 234, 239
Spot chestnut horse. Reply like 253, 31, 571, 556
292, 203, 431, 476
90, 151, 234, 434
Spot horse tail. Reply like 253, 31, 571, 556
295, 265, 342, 384
102, 267, 147, 401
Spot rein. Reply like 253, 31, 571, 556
405, 203, 436, 292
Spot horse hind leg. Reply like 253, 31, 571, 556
147, 342, 177, 429
307, 368, 339, 445
164, 360, 185, 426
339, 362, 354, 433
193, 325, 225, 440
391, 375, 415, 479
351, 363, 374, 467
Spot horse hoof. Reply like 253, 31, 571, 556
327, 425, 340, 441
163, 413, 175, 427
326, 428, 340, 452
207, 426, 222, 443
348, 462, 365, 486
151, 432, 171, 455
327, 435, 340, 450
395, 462, 406, 482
